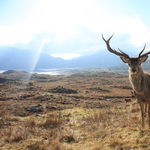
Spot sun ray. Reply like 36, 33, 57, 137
23, 38, 49, 85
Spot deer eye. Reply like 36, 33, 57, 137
128, 63, 131, 66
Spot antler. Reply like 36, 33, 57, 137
138, 44, 150, 58
102, 34, 130, 59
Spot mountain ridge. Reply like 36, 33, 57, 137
0, 46, 149, 72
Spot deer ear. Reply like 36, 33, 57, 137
140, 55, 148, 63
120, 56, 130, 64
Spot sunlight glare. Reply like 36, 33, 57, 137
26, 37, 50, 82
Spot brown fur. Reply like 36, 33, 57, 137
129, 69, 150, 126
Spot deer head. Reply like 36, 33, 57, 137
102, 34, 150, 75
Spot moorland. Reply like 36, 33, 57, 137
0, 70, 150, 150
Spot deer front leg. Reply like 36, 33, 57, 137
139, 101, 145, 128
144, 102, 147, 117
148, 103, 150, 128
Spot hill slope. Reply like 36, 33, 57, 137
0, 46, 67, 70
0, 46, 149, 72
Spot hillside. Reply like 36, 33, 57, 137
43, 59, 150, 75
0, 46, 66, 70
0, 45, 139, 70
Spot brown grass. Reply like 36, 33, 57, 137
1, 105, 150, 149
1, 71, 150, 149
3, 126, 24, 143
59, 133, 76, 143
37, 113, 63, 128
131, 105, 141, 113
109, 138, 122, 148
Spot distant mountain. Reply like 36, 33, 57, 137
0, 46, 67, 70
0, 45, 147, 71
68, 50, 124, 67
69, 47, 142, 68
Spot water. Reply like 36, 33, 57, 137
0, 69, 60, 75
32, 69, 60, 75
34, 71, 60, 75
0, 70, 6, 73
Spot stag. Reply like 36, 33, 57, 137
102, 34, 150, 128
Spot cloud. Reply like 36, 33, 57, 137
1, 0, 150, 58
10, 16, 150, 60
12, 26, 102, 56
112, 17, 150, 47
12, 31, 56, 51
0, 25, 33, 45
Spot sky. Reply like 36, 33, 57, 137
0, 0, 150, 59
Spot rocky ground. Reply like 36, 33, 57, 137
1, 70, 148, 150
0, 71, 134, 117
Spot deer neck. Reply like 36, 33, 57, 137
129, 68, 147, 94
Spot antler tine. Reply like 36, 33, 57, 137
118, 48, 130, 59
139, 44, 149, 58
102, 34, 130, 58
102, 33, 114, 43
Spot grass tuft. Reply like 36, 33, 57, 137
38, 114, 63, 128
59, 133, 76, 143
25, 117, 36, 127
109, 138, 122, 148
27, 141, 46, 150
131, 106, 140, 113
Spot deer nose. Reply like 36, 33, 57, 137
132, 68, 136, 72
